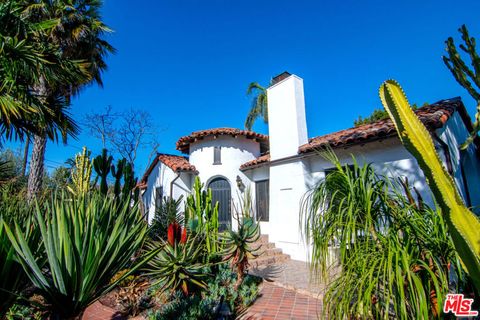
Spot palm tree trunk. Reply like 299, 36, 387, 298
27, 77, 48, 202
27, 133, 46, 201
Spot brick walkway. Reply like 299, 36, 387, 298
82, 301, 125, 320
242, 282, 323, 320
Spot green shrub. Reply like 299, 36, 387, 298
147, 291, 217, 320
4, 193, 153, 319
5, 303, 43, 320
301, 153, 465, 319
0, 191, 40, 317
149, 196, 183, 241
147, 264, 260, 320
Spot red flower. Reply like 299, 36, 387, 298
167, 222, 186, 246
181, 227, 187, 244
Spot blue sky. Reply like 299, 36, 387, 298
7, 0, 480, 175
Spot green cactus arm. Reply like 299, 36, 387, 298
379, 80, 480, 290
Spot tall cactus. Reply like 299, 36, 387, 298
186, 177, 219, 257
379, 80, 480, 291
122, 161, 138, 202
67, 147, 92, 196
443, 24, 480, 148
111, 158, 125, 198
93, 149, 113, 195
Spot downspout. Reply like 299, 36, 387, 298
433, 133, 472, 207
170, 172, 181, 198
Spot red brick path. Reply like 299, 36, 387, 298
82, 301, 125, 320
243, 282, 323, 320
83, 282, 322, 320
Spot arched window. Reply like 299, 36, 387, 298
208, 177, 231, 230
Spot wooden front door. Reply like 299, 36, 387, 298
208, 177, 231, 230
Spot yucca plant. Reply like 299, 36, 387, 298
145, 225, 208, 296
4, 193, 153, 319
0, 199, 42, 318
221, 216, 260, 290
301, 154, 464, 319
379, 80, 480, 292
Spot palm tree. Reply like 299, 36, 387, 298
0, 1, 84, 141
25, 0, 115, 200
245, 82, 268, 131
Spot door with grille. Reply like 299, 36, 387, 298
208, 177, 231, 230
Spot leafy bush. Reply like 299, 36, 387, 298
301, 153, 465, 319
147, 264, 260, 320
0, 191, 40, 317
147, 291, 217, 320
4, 193, 152, 318
149, 196, 183, 241
5, 303, 43, 320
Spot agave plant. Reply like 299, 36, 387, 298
221, 217, 260, 290
379, 80, 480, 292
4, 193, 153, 319
145, 223, 208, 296
301, 154, 464, 319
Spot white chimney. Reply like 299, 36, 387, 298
267, 72, 308, 160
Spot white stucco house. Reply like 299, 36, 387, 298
139, 72, 480, 262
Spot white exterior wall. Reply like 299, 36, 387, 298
265, 74, 310, 260
188, 135, 261, 229
251, 138, 434, 262
437, 112, 480, 212
142, 162, 193, 223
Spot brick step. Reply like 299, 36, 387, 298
256, 248, 284, 257
250, 254, 290, 268
252, 242, 275, 250
257, 234, 269, 244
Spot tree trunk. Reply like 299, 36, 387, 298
27, 76, 48, 202
27, 133, 47, 201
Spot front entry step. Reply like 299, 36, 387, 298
249, 234, 290, 268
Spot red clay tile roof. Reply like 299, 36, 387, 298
176, 128, 269, 154
299, 99, 460, 153
138, 153, 197, 189
240, 98, 469, 170
239, 153, 270, 170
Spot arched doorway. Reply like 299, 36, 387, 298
208, 177, 231, 230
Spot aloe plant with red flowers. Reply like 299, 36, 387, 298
146, 222, 208, 296
167, 222, 187, 247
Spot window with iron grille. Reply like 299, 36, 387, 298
255, 180, 269, 222
155, 186, 163, 209
213, 146, 221, 165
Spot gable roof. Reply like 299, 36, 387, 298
176, 127, 269, 154
138, 153, 197, 189
241, 98, 473, 170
